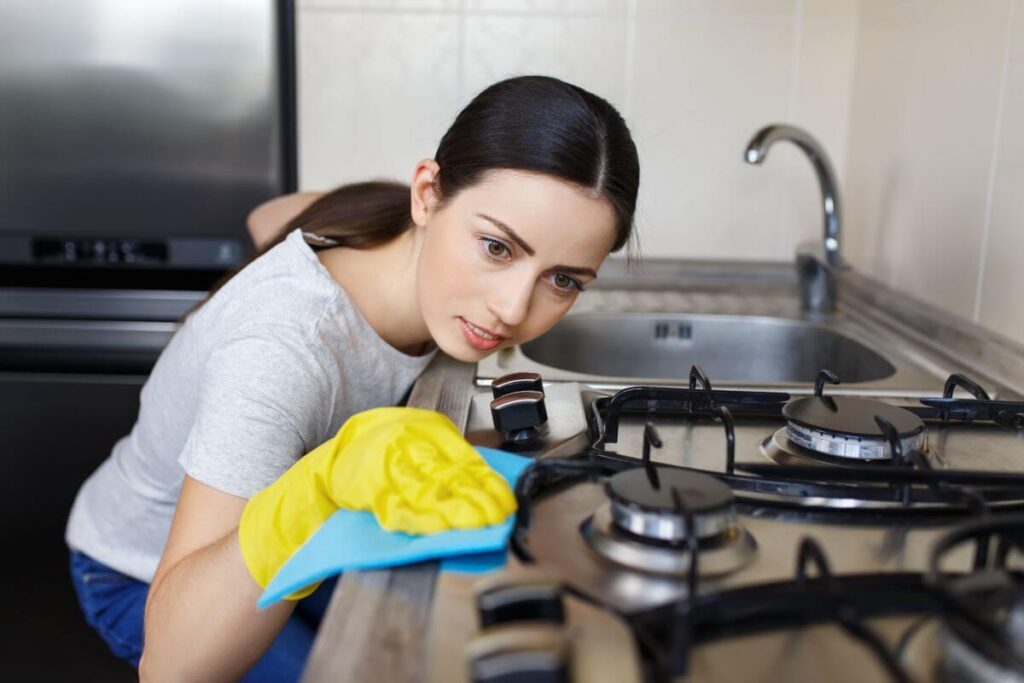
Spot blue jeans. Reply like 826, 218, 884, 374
68, 549, 336, 681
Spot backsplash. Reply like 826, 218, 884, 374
843, 0, 1024, 346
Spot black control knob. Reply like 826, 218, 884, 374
490, 390, 548, 446
491, 372, 545, 399
467, 627, 571, 683
475, 572, 565, 627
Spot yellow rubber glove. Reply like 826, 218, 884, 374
238, 406, 517, 600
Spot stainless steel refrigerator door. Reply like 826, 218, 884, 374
0, 0, 287, 241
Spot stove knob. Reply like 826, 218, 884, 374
491, 372, 545, 399
490, 390, 548, 446
467, 627, 571, 683
475, 572, 565, 627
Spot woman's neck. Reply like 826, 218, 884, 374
316, 229, 433, 357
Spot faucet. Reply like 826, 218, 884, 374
744, 124, 845, 317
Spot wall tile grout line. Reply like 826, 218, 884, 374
840, 1, 863, 185
840, 1, 863, 269
779, 0, 804, 261
302, 5, 795, 22
301, 6, 457, 15
623, 0, 637, 121
301, 5, 622, 19
972, 0, 1018, 323
456, 0, 466, 104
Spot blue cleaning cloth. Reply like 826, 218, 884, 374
258, 446, 532, 608
440, 550, 508, 574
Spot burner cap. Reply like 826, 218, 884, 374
605, 468, 735, 542
783, 396, 924, 437
782, 396, 925, 460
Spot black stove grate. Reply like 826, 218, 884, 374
586, 366, 1024, 517
631, 537, 937, 682
504, 369, 1024, 682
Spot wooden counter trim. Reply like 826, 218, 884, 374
302, 353, 476, 683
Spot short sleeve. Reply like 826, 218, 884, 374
178, 332, 330, 499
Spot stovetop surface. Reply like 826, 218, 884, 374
449, 372, 1024, 683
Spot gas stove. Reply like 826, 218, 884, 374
428, 368, 1024, 683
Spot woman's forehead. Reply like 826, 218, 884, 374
461, 169, 618, 256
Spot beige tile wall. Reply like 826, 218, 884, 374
979, 2, 1024, 344
843, 0, 1023, 344
297, 0, 859, 262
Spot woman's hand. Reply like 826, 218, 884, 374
238, 407, 516, 597
326, 406, 516, 532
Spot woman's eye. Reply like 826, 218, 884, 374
480, 237, 511, 260
551, 273, 584, 294
478, 236, 583, 295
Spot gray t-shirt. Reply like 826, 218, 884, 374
65, 228, 437, 582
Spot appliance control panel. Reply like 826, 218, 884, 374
34, 237, 168, 265
0, 234, 244, 268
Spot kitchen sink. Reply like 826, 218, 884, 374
477, 310, 949, 395
517, 313, 894, 384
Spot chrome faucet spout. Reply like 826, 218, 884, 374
744, 124, 845, 316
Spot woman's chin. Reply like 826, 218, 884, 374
439, 344, 493, 364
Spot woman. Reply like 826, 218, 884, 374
65, 75, 640, 681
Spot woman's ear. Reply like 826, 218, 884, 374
410, 159, 441, 227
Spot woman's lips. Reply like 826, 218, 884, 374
458, 317, 505, 351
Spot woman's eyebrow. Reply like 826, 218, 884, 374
475, 212, 599, 278
476, 213, 536, 255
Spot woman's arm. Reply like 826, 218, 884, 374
139, 475, 294, 682
246, 192, 324, 250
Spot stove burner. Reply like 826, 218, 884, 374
581, 503, 756, 578
605, 467, 736, 543
578, 467, 756, 578
937, 582, 1024, 683
943, 614, 1024, 683
928, 516, 1024, 682
782, 396, 926, 461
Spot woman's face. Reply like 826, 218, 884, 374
413, 167, 619, 363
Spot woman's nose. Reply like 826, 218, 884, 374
487, 272, 534, 329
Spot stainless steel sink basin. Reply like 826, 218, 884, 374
517, 313, 894, 384
477, 289, 953, 396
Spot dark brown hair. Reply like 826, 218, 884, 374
185, 75, 640, 320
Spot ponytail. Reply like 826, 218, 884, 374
180, 180, 411, 321
281, 180, 412, 248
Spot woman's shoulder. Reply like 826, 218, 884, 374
199, 232, 338, 323
207, 323, 333, 382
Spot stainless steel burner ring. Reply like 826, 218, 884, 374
582, 504, 756, 578
786, 422, 925, 460
610, 498, 735, 542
